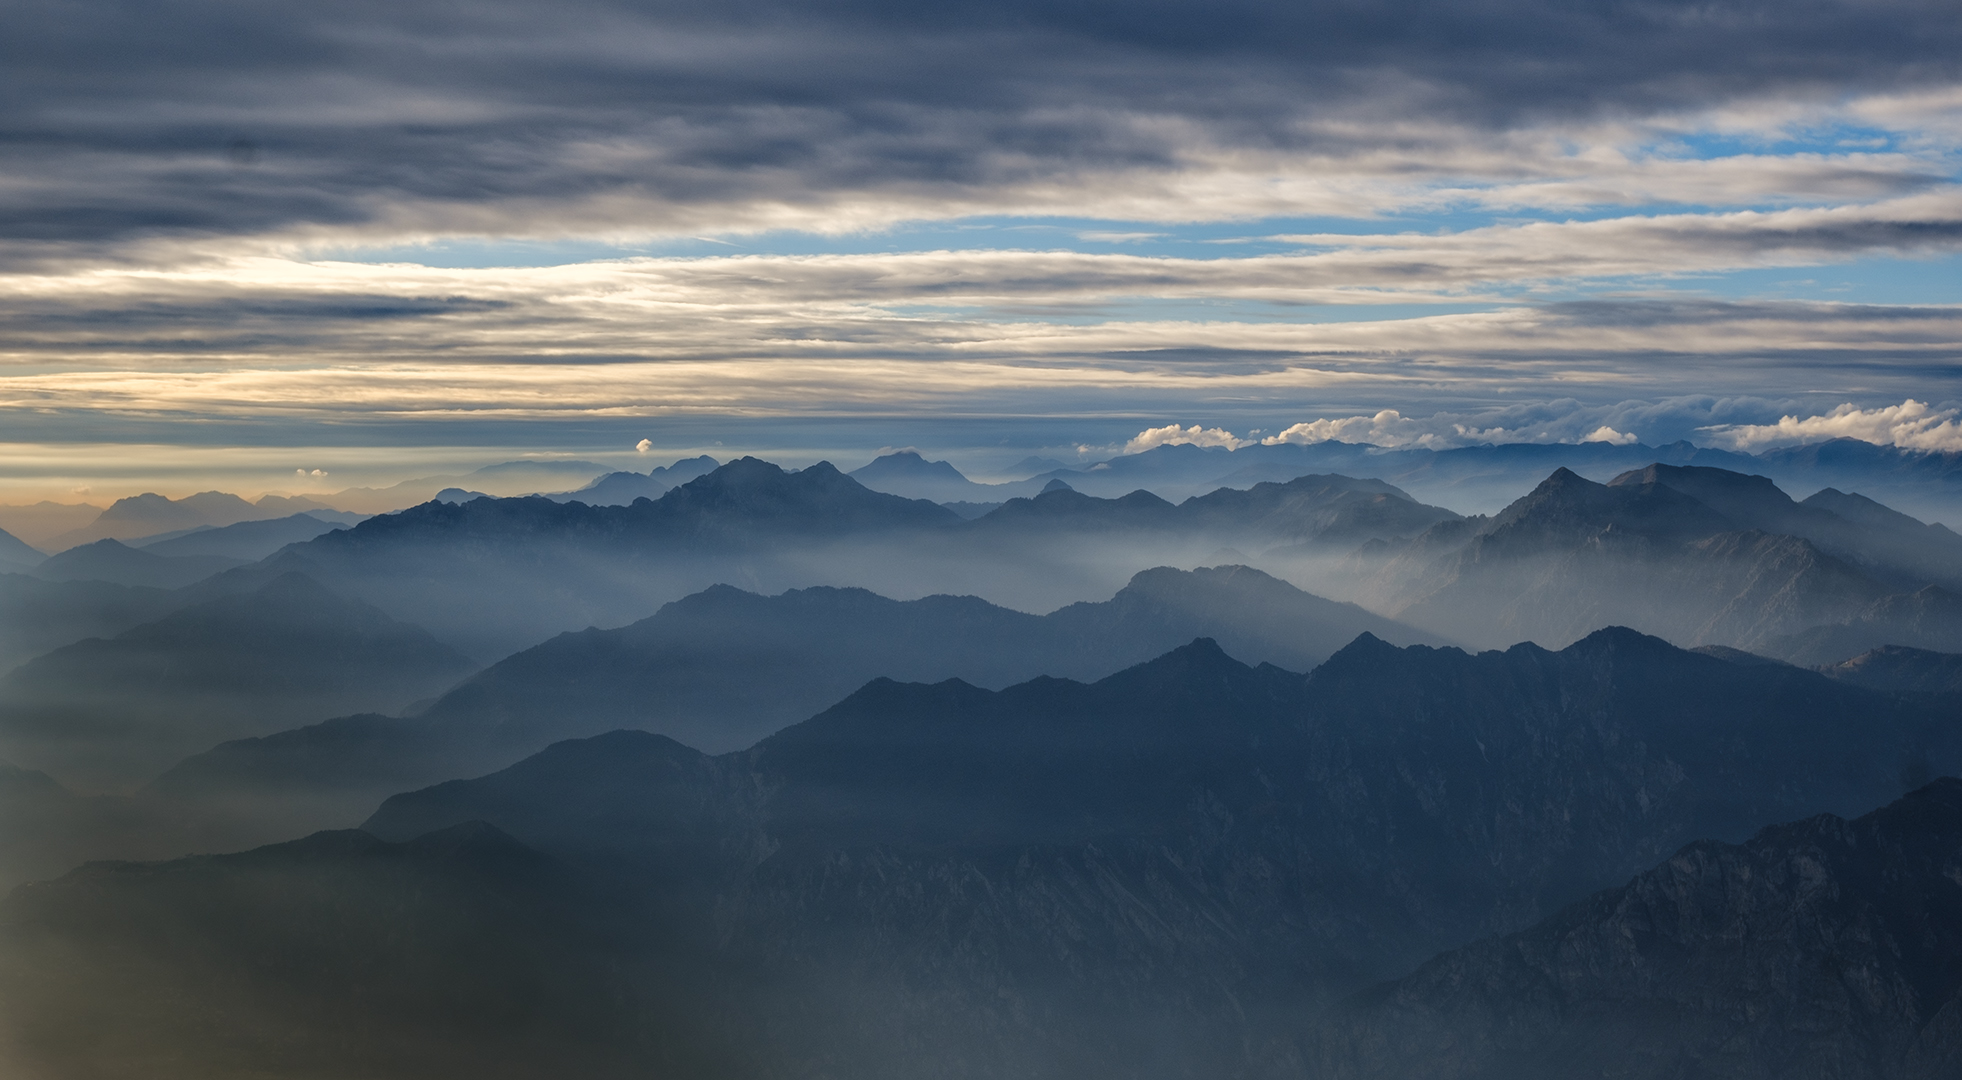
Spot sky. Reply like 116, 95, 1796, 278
2, 0, 1960, 499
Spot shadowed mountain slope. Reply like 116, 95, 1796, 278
149, 566, 1438, 846
1820, 645, 1962, 696
10, 631, 1960, 1078
0, 572, 477, 792
1376, 466, 1962, 658
355, 630, 1959, 1077
1309, 779, 1962, 1080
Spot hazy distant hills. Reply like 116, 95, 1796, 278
150, 566, 1439, 846
251, 459, 1460, 659
0, 573, 477, 792
32, 538, 247, 589
0, 575, 184, 674
13, 631, 1951, 1078
42, 490, 350, 550
1371, 464, 1962, 658
0, 528, 43, 574
1311, 778, 1962, 1080
544, 453, 720, 504
838, 438, 1962, 527
135, 511, 356, 561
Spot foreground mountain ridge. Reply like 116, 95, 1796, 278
1311, 777, 1962, 1080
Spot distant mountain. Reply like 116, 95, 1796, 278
848, 450, 1022, 503
251, 457, 965, 658
989, 437, 1962, 524
136, 512, 354, 561
0, 500, 103, 548
1373, 465, 1962, 658
0, 525, 44, 571
545, 455, 721, 504
1013, 438, 1764, 509
150, 566, 1440, 845
1820, 644, 1962, 696
0, 572, 477, 792
311, 459, 613, 513
1310, 779, 1962, 1080
11, 630, 1958, 1077
30, 537, 245, 589
46, 490, 264, 548
962, 472, 1458, 552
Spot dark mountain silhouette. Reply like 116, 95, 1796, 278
355, 631, 1953, 1077
1377, 465, 1961, 658
0, 572, 477, 792
1820, 645, 1962, 696
1310, 779, 1962, 1080
10, 630, 1959, 1078
149, 566, 1440, 846
31, 538, 244, 589
136, 512, 352, 561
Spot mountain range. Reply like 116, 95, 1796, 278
1310, 778, 1962, 1080
146, 566, 1439, 851
0, 573, 478, 793
230, 459, 1459, 660
845, 439, 1962, 525
1368, 464, 1962, 658
8, 630, 1955, 1078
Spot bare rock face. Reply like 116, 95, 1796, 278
1310, 778, 1962, 1080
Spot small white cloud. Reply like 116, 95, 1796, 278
70, 486, 90, 495
1076, 231, 1165, 243
1702, 399, 1962, 451
1583, 426, 1638, 445
311, 468, 328, 476
635, 438, 653, 453
1125, 424, 1251, 453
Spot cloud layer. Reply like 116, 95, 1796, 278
1131, 398, 1962, 454
3, 0, 1959, 251
1, 0, 1959, 495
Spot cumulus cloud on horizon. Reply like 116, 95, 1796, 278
1122, 398, 1962, 455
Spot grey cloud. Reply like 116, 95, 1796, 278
2, 0, 1960, 248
